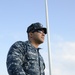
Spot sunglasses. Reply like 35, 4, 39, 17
32, 29, 45, 34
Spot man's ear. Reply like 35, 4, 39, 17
29, 32, 33, 38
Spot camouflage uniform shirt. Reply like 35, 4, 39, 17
6, 41, 45, 75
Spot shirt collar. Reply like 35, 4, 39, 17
25, 40, 42, 50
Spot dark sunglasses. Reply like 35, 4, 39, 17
32, 29, 45, 34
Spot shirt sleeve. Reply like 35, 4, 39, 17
6, 41, 26, 75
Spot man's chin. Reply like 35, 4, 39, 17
40, 41, 44, 44
38, 40, 44, 44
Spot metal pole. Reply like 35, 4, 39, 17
45, 0, 52, 75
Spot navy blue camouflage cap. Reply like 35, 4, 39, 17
27, 22, 47, 34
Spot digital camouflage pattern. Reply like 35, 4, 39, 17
6, 41, 45, 75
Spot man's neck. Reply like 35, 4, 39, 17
29, 40, 39, 48
31, 42, 39, 48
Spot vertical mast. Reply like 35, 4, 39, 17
45, 0, 52, 75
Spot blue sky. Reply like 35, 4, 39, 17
0, 0, 75, 75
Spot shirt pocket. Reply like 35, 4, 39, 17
25, 51, 38, 69
25, 51, 37, 61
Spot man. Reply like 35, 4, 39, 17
6, 22, 47, 75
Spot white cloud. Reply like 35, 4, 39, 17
60, 42, 75, 63
51, 39, 75, 75
52, 68, 62, 75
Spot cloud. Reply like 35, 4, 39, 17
52, 68, 62, 75
51, 39, 75, 75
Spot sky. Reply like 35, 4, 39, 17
0, 0, 75, 75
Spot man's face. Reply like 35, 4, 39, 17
31, 29, 46, 44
